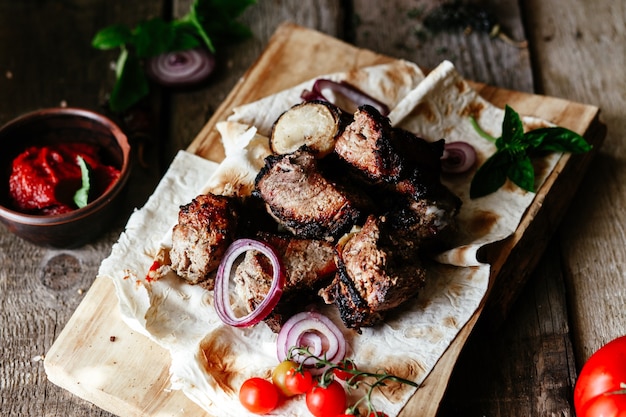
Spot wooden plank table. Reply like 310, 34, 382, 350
1, 1, 624, 416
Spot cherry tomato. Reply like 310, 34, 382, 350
574, 335, 626, 417
306, 380, 347, 417
368, 412, 388, 417
239, 377, 279, 414
333, 359, 358, 381
285, 367, 313, 395
272, 360, 313, 396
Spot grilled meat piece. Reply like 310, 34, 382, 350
255, 148, 363, 240
335, 104, 461, 238
169, 193, 238, 287
234, 233, 337, 331
386, 195, 459, 245
319, 215, 427, 330
334, 104, 402, 182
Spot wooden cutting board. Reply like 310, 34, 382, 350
44, 23, 606, 417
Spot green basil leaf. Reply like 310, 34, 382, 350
73, 156, 91, 208
470, 104, 593, 200
191, 0, 255, 48
109, 52, 150, 112
170, 25, 203, 51
92, 24, 133, 49
470, 151, 510, 198
500, 105, 525, 149
525, 127, 592, 154
507, 155, 535, 193
133, 18, 177, 57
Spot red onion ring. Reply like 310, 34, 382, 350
301, 79, 390, 116
276, 310, 347, 374
441, 141, 477, 174
145, 48, 215, 87
214, 239, 285, 327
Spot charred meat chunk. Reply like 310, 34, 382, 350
386, 195, 459, 245
169, 193, 238, 287
319, 215, 428, 330
255, 148, 363, 240
334, 104, 402, 182
234, 233, 337, 331
334, 105, 461, 236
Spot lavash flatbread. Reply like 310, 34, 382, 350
98, 60, 562, 417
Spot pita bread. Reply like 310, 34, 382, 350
228, 59, 425, 136
98, 60, 562, 416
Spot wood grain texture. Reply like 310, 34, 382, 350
1, 0, 621, 416
0, 1, 164, 417
166, 0, 346, 164
351, 0, 532, 92
523, 0, 626, 365
43, 24, 604, 417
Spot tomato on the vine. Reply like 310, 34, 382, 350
574, 335, 626, 417
239, 377, 279, 414
368, 412, 388, 417
272, 360, 313, 397
305, 380, 347, 417
333, 359, 358, 381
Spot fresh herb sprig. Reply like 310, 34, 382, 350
469, 105, 592, 199
73, 156, 91, 209
92, 0, 255, 112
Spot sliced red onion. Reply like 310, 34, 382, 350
276, 310, 347, 375
301, 79, 390, 116
145, 48, 215, 87
441, 141, 477, 174
214, 239, 285, 327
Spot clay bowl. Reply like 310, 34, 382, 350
0, 108, 131, 248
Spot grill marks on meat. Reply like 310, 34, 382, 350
169, 102, 462, 332
319, 215, 427, 329
234, 233, 336, 331
169, 193, 238, 288
254, 149, 362, 240
336, 105, 462, 242
334, 105, 402, 182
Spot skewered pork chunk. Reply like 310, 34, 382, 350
233, 233, 337, 331
319, 215, 428, 330
254, 148, 364, 240
169, 193, 238, 287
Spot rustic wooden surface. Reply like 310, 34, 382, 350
40, 23, 604, 417
0, 1, 624, 417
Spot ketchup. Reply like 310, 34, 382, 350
8, 142, 120, 215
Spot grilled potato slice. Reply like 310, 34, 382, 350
270, 101, 344, 157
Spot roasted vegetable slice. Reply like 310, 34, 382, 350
270, 101, 344, 157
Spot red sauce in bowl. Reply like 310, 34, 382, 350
8, 142, 120, 215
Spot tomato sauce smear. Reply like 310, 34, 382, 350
8, 142, 120, 215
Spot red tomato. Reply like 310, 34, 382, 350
574, 335, 626, 417
239, 377, 280, 414
285, 367, 313, 395
368, 412, 388, 417
272, 360, 313, 396
333, 360, 358, 381
306, 380, 347, 417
